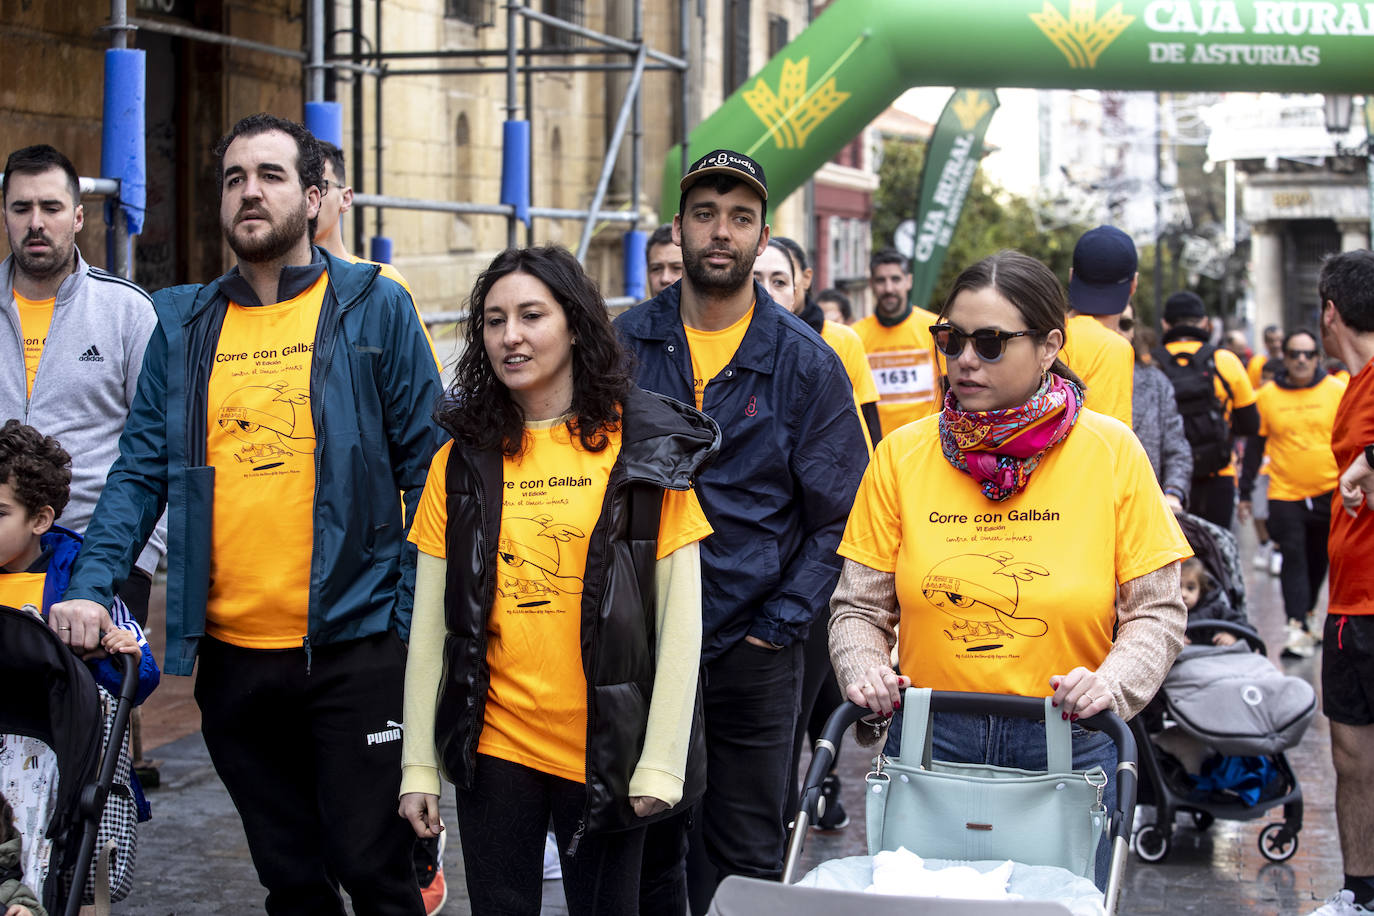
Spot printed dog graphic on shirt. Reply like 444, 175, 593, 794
922, 551, 1049, 651
216, 380, 315, 469
497, 514, 586, 601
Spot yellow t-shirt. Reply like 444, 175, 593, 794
408, 423, 712, 782
1164, 340, 1257, 477
684, 306, 753, 410
204, 273, 325, 648
1060, 315, 1133, 427
13, 291, 55, 397
822, 319, 879, 454
1247, 353, 1270, 388
345, 253, 443, 374
839, 410, 1191, 698
1256, 375, 1347, 501
0, 570, 46, 613
853, 307, 941, 436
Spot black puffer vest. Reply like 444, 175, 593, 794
435, 387, 719, 838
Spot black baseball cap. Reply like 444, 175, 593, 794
1164, 290, 1207, 323
1069, 225, 1138, 316
680, 149, 768, 203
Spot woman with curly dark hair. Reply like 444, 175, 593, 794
397, 246, 718, 915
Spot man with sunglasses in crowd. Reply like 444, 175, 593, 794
615, 149, 866, 914
1059, 225, 1137, 426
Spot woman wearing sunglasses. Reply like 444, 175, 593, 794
397, 246, 718, 915
829, 250, 1191, 883
1238, 329, 1348, 658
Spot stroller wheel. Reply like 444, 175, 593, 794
1258, 823, 1298, 862
1190, 811, 1215, 832
1134, 823, 1171, 863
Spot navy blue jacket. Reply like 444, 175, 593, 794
66, 250, 446, 675
614, 281, 868, 660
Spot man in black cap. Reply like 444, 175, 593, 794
1060, 225, 1138, 426
615, 149, 867, 914
1158, 290, 1258, 528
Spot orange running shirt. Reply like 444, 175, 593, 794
684, 306, 753, 410
853, 306, 941, 436
1255, 376, 1347, 501
204, 273, 326, 648
839, 410, 1191, 697
13, 291, 55, 397
1060, 315, 1134, 427
821, 319, 880, 454
409, 423, 712, 780
1329, 362, 1374, 615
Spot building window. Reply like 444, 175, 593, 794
767, 14, 788, 58
724, 0, 751, 94
542, 0, 585, 48
445, 0, 492, 25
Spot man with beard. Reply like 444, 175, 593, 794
615, 149, 867, 914
51, 114, 445, 916
852, 248, 941, 436
1, 144, 166, 627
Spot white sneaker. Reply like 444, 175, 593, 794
1270, 550, 1284, 576
1253, 544, 1271, 570
1305, 889, 1373, 915
1308, 612, 1324, 645
1283, 620, 1314, 658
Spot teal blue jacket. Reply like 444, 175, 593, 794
66, 250, 447, 675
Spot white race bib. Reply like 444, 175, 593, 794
870, 350, 934, 401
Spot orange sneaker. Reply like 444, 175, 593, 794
419, 828, 447, 915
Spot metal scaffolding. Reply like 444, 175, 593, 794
120, 0, 693, 306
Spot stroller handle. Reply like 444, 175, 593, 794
1184, 618, 1267, 654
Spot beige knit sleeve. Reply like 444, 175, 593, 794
828, 558, 900, 697
400, 550, 446, 798
1095, 560, 1186, 721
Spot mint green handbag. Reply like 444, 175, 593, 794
865, 687, 1109, 881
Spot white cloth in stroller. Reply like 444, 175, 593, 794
1163, 643, 1316, 756
799, 852, 1105, 915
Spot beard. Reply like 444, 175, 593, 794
222, 200, 309, 264
876, 292, 906, 318
11, 232, 75, 282
682, 239, 756, 296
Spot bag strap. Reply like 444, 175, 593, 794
896, 688, 1074, 773
94, 837, 116, 916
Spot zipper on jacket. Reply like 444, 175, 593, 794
303, 635, 313, 676
463, 459, 496, 784
304, 287, 348, 646
564, 819, 586, 858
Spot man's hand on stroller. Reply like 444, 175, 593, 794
48, 598, 117, 659
1338, 449, 1374, 517
844, 666, 910, 717
1049, 668, 1112, 721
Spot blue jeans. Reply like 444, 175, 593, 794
884, 710, 1116, 890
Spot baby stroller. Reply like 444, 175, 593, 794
711, 691, 1139, 915
0, 604, 139, 916
1129, 514, 1315, 863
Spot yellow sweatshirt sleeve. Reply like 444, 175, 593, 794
627, 540, 703, 807
400, 550, 446, 798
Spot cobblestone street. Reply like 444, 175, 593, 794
119, 523, 1343, 913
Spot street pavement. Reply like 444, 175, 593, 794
115, 523, 1343, 913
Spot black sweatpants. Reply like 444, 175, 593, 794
1190, 474, 1237, 530
455, 753, 645, 916
1268, 493, 1333, 625
195, 632, 422, 916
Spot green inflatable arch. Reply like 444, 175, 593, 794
661, 0, 1374, 220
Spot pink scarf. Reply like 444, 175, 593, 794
938, 373, 1083, 501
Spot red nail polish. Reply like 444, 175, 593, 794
1070, 714, 1079, 722
894, 700, 901, 709
1062, 712, 1068, 720
1051, 700, 1058, 708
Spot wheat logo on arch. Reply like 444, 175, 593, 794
742, 57, 850, 150
1030, 0, 1134, 69
951, 90, 993, 131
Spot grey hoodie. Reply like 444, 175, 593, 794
0, 248, 166, 574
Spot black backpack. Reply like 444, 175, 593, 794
1153, 343, 1234, 480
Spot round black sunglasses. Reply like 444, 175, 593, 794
929, 323, 1041, 362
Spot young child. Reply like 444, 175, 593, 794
1180, 557, 1246, 647
0, 419, 159, 904
0, 790, 44, 916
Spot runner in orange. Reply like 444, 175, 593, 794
853, 249, 941, 435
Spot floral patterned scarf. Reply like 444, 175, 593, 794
939, 373, 1083, 501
